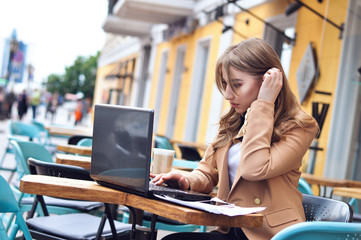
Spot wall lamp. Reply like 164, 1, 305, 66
204, 4, 248, 39
285, 0, 344, 39
228, 0, 296, 45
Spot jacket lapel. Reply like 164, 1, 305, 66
216, 142, 232, 199
228, 128, 245, 196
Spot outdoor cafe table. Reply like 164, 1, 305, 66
333, 187, 361, 200
55, 153, 197, 172
301, 173, 361, 197
45, 125, 92, 137
20, 175, 263, 239
56, 144, 92, 156
56, 153, 92, 169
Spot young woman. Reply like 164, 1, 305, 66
152, 38, 318, 240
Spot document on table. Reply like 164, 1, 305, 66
154, 194, 266, 216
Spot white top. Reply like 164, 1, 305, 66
228, 142, 241, 187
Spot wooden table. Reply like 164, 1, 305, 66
55, 154, 197, 172
333, 187, 361, 199
20, 175, 263, 230
301, 173, 361, 197
56, 144, 92, 156
46, 125, 92, 137
56, 153, 92, 169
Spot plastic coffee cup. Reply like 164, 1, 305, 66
151, 148, 175, 174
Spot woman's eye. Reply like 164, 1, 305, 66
232, 83, 241, 88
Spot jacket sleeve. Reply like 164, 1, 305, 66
183, 145, 219, 193
239, 99, 318, 181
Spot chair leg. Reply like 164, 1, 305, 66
0, 145, 9, 166
0, 143, 16, 183
150, 214, 158, 240
95, 203, 118, 240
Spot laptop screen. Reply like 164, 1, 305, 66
90, 104, 154, 195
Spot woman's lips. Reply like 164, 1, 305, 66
231, 103, 239, 108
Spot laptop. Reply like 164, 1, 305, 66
90, 104, 211, 202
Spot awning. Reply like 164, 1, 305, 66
102, 15, 152, 37
113, 0, 194, 24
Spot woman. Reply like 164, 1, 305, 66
152, 38, 318, 240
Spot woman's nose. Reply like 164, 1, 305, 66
224, 85, 234, 100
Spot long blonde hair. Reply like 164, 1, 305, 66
212, 38, 316, 151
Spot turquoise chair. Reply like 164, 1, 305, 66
0, 221, 9, 240
31, 120, 70, 143
25, 158, 132, 240
0, 120, 45, 182
8, 120, 43, 143
173, 158, 199, 170
31, 120, 53, 145
154, 135, 175, 151
2, 140, 102, 232
299, 176, 360, 221
77, 137, 93, 147
0, 135, 23, 182
271, 221, 361, 240
0, 174, 32, 240
298, 177, 313, 195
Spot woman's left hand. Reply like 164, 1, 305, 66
257, 68, 283, 103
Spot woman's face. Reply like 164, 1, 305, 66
221, 66, 262, 114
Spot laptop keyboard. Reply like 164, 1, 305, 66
149, 181, 187, 193
149, 181, 212, 201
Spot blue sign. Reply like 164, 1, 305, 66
10, 41, 27, 83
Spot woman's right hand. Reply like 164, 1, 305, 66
257, 68, 283, 103
150, 172, 190, 190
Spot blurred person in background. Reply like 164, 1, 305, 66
74, 99, 83, 126
30, 88, 41, 119
5, 88, 16, 119
81, 97, 91, 125
47, 93, 58, 123
17, 89, 28, 120
0, 86, 4, 120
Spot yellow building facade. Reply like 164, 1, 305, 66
98, 0, 361, 180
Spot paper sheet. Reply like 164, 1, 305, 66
155, 194, 266, 216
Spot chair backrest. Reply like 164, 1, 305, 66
77, 138, 93, 147
298, 177, 313, 195
68, 135, 91, 145
0, 175, 32, 240
10, 140, 54, 179
31, 120, 46, 132
9, 121, 42, 143
302, 194, 353, 222
31, 120, 51, 142
154, 135, 174, 150
176, 144, 202, 161
28, 158, 92, 181
271, 221, 361, 240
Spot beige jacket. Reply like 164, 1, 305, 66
184, 100, 318, 239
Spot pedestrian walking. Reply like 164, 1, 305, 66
5, 89, 16, 119
0, 86, 5, 120
30, 88, 41, 119
17, 89, 28, 120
